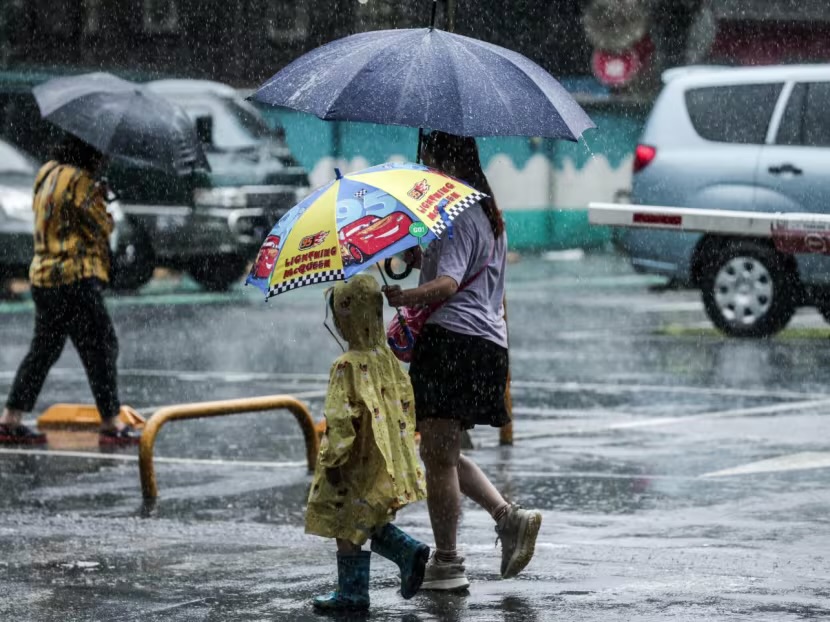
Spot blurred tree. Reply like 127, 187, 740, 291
650, 0, 704, 68
454, 0, 590, 75
583, 0, 705, 95
0, 0, 595, 83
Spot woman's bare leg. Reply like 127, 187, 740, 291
419, 418, 463, 554
457, 454, 509, 520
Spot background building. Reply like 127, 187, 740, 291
0, 0, 590, 86
4, 1, 830, 90
3, 1, 830, 252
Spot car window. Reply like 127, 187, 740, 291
227, 99, 271, 140
166, 94, 260, 151
685, 83, 783, 144
776, 83, 806, 146
776, 82, 830, 147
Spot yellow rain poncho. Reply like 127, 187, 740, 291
305, 274, 427, 545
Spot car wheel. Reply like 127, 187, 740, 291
188, 254, 248, 292
110, 234, 155, 293
700, 241, 796, 338
349, 245, 366, 264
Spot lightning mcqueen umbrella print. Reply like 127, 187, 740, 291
340, 213, 414, 266
246, 161, 486, 299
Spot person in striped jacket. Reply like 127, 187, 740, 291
1, 134, 140, 447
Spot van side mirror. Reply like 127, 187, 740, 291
195, 116, 214, 147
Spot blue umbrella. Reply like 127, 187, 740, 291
251, 28, 594, 142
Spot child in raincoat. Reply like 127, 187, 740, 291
307, 274, 429, 612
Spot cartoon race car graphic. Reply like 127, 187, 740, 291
251, 235, 281, 279
339, 212, 414, 265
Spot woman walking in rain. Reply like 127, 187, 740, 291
306, 274, 429, 612
0, 134, 140, 446
383, 130, 542, 590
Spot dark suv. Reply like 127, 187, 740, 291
0, 71, 309, 291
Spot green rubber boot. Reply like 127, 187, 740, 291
312, 550, 371, 612
370, 523, 430, 599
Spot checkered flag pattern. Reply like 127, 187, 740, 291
354, 189, 368, 199
267, 269, 344, 298
432, 192, 486, 235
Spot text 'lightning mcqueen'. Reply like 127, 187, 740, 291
339, 212, 414, 265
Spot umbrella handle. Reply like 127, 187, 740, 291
377, 266, 414, 352
387, 309, 415, 352
384, 257, 413, 281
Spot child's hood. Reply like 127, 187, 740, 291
332, 274, 385, 350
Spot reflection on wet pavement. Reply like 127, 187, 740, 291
1, 254, 828, 620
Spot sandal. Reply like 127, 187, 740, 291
99, 427, 141, 447
0, 423, 47, 445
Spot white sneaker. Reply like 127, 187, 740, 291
420, 552, 470, 591
496, 504, 542, 579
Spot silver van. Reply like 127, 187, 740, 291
620, 64, 830, 337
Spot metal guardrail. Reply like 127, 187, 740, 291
139, 395, 318, 499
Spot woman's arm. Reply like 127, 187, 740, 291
383, 276, 458, 308
72, 175, 113, 237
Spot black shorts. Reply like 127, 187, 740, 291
409, 324, 511, 430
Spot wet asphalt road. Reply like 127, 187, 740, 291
1, 251, 829, 621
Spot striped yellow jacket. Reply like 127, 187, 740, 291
29, 161, 113, 288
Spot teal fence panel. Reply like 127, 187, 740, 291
258, 105, 645, 251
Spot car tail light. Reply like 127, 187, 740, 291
633, 144, 656, 173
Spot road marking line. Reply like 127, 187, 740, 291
511, 380, 829, 400
0, 368, 331, 383
485, 398, 830, 444
507, 470, 700, 482
0, 447, 706, 483
700, 451, 830, 478
507, 295, 706, 313
7, 390, 327, 424
0, 291, 252, 315
0, 447, 306, 469
507, 274, 664, 290
124, 389, 327, 415
511, 406, 634, 418
120, 368, 330, 382
5, 369, 820, 401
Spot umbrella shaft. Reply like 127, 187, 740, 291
377, 265, 408, 327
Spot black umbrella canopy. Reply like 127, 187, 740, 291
33, 72, 209, 175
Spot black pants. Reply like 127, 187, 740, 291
6, 279, 120, 420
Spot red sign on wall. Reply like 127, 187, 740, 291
592, 36, 654, 88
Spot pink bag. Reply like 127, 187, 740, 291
386, 303, 437, 363
386, 246, 493, 363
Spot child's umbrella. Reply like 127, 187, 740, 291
245, 161, 487, 352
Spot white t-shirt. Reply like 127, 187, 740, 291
419, 203, 508, 349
